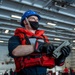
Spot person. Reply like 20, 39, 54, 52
9, 68, 14, 75
4, 71, 8, 75
8, 10, 71, 75
70, 67, 74, 75
63, 67, 69, 75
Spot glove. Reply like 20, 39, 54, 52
61, 45, 71, 57
34, 40, 45, 53
55, 55, 65, 66
42, 43, 55, 55
34, 40, 55, 55
55, 45, 71, 66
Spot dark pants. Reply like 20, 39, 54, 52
64, 73, 69, 75
17, 69, 46, 75
17, 70, 24, 75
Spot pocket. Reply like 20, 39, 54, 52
41, 55, 55, 68
24, 57, 41, 67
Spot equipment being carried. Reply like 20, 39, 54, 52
52, 40, 71, 58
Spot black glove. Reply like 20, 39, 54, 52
34, 40, 45, 53
42, 43, 55, 55
34, 40, 55, 54
55, 55, 65, 66
61, 45, 71, 57
55, 45, 71, 66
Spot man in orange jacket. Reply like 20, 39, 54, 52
8, 10, 71, 75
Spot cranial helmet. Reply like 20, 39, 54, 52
21, 10, 41, 27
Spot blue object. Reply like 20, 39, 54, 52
21, 10, 41, 27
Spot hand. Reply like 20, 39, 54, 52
55, 45, 71, 66
55, 55, 65, 66
34, 40, 45, 52
42, 43, 55, 55
34, 41, 55, 54
61, 45, 71, 57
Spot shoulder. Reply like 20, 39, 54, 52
8, 36, 21, 45
9, 36, 20, 42
9, 36, 19, 40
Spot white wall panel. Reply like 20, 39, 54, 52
0, 45, 15, 70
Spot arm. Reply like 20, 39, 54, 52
12, 45, 34, 56
8, 36, 34, 57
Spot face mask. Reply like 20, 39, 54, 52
29, 21, 39, 30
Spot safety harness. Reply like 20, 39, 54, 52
14, 28, 55, 72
